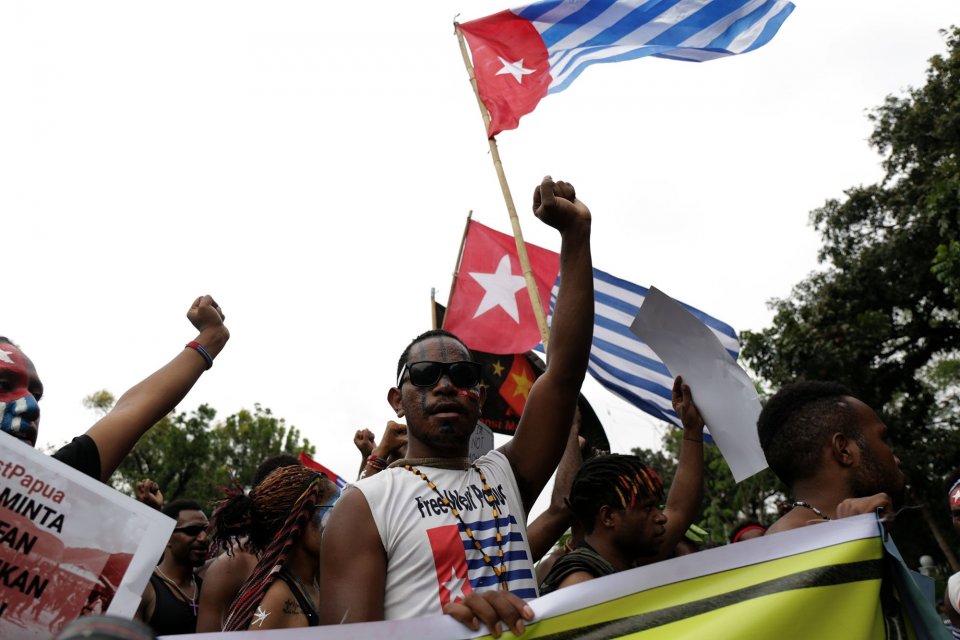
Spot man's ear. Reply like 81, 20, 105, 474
478, 385, 487, 412
387, 387, 404, 418
598, 504, 619, 530
831, 432, 858, 467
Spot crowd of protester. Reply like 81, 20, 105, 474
3, 178, 959, 638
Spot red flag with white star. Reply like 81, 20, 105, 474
444, 220, 559, 354
460, 10, 550, 138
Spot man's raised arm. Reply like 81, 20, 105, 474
86, 295, 229, 481
501, 176, 593, 514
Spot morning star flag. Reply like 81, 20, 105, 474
444, 220, 738, 428
549, 267, 740, 428
459, 0, 795, 136
443, 220, 560, 354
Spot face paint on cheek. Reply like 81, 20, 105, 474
458, 389, 480, 403
1, 395, 40, 443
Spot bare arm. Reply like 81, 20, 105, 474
318, 487, 386, 623
86, 295, 228, 482
526, 419, 583, 561
648, 376, 705, 562
196, 551, 256, 632
501, 177, 593, 513
134, 580, 156, 624
248, 581, 310, 630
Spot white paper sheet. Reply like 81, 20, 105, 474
630, 286, 768, 482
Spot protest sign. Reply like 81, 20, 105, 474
631, 286, 767, 482
0, 437, 173, 639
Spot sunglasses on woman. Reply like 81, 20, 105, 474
397, 361, 482, 389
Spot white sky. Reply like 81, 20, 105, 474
2, 1, 956, 515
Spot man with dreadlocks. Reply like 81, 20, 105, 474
321, 176, 593, 636
539, 376, 706, 593
218, 465, 339, 631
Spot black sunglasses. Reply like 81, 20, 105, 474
398, 361, 482, 389
173, 524, 207, 537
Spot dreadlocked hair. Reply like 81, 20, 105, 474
567, 454, 664, 534
207, 455, 303, 558
222, 466, 326, 631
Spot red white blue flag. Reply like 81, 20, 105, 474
298, 451, 348, 490
460, 0, 795, 136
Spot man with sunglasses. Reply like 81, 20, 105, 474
136, 499, 209, 635
321, 176, 594, 636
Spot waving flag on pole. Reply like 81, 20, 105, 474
549, 267, 740, 428
444, 220, 560, 354
460, 0, 795, 136
443, 220, 739, 428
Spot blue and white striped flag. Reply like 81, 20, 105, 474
550, 267, 739, 427
461, 0, 795, 135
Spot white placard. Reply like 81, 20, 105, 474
0, 437, 174, 639
630, 287, 768, 482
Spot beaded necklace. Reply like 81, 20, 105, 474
791, 500, 831, 521
403, 463, 509, 591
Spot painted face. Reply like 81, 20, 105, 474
0, 344, 41, 446
168, 509, 209, 568
305, 478, 340, 556
615, 497, 668, 560
847, 398, 906, 507
948, 480, 960, 534
393, 336, 483, 453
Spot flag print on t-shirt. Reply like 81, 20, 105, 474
427, 513, 538, 608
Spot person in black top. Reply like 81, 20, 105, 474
0, 294, 229, 481
135, 499, 209, 635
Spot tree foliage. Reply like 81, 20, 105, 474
634, 431, 785, 546
741, 27, 960, 567
96, 396, 316, 510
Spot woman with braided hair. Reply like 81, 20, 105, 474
216, 465, 339, 630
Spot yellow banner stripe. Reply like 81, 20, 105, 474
476, 537, 883, 640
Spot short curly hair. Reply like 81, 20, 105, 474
395, 329, 472, 382
757, 381, 862, 489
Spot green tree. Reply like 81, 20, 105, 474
88, 391, 316, 510
634, 431, 785, 546
741, 27, 960, 570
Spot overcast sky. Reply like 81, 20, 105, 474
2, 1, 956, 512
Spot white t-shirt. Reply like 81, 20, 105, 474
354, 449, 539, 619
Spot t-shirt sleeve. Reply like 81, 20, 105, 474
51, 435, 102, 481
949, 572, 960, 615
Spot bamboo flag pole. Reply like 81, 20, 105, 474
454, 22, 551, 351
443, 210, 474, 329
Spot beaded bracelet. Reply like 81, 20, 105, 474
366, 455, 387, 471
185, 341, 214, 370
